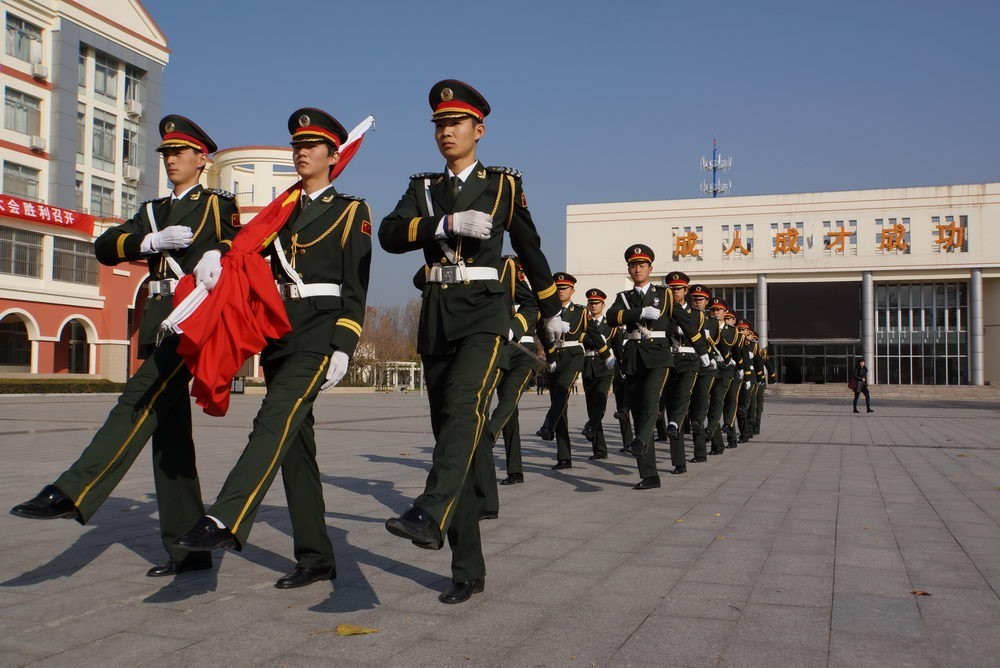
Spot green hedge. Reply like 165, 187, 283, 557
0, 378, 126, 394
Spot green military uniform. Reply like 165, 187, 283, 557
750, 343, 775, 435
539, 273, 587, 467
379, 80, 560, 588
684, 285, 723, 462
724, 320, 751, 447
736, 320, 757, 442
581, 288, 614, 459
609, 323, 634, 452
193, 108, 372, 573
606, 245, 709, 488
705, 298, 739, 455
46, 116, 238, 568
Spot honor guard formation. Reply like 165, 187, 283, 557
10, 79, 776, 606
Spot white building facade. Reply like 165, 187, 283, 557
567, 183, 1000, 386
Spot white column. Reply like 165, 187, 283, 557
755, 273, 768, 347
971, 268, 984, 385
862, 271, 875, 378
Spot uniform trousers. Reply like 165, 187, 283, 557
54, 335, 208, 566
612, 371, 634, 447
542, 349, 584, 462
707, 374, 733, 452
688, 373, 716, 458
628, 367, 671, 479
751, 383, 766, 434
583, 372, 613, 457
665, 358, 699, 467
486, 346, 537, 476
723, 376, 743, 446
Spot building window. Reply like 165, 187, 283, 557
75, 172, 84, 210
712, 286, 755, 327
90, 176, 114, 217
91, 109, 116, 172
78, 46, 87, 90
0, 314, 30, 367
76, 103, 86, 164
124, 65, 144, 103
94, 52, 118, 101
0, 225, 43, 277
5, 14, 41, 63
121, 182, 137, 216
2, 162, 40, 200
4, 87, 41, 136
53, 237, 98, 285
122, 119, 139, 168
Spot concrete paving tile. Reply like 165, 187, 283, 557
749, 573, 832, 608
913, 585, 1000, 621
630, 544, 707, 569
833, 565, 915, 598
831, 593, 924, 637
924, 618, 1000, 668
505, 608, 648, 666
828, 630, 935, 668
598, 564, 687, 597
29, 631, 195, 668
720, 641, 828, 667
654, 582, 752, 621
762, 552, 834, 576
835, 545, 906, 570
614, 615, 736, 666
732, 604, 830, 651
770, 533, 836, 554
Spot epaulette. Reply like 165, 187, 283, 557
410, 172, 443, 180
204, 188, 235, 199
486, 165, 522, 178
140, 196, 168, 207
336, 193, 365, 202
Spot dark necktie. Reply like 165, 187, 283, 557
450, 176, 462, 199
300, 194, 311, 210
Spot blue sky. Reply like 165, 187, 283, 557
143, 0, 1000, 307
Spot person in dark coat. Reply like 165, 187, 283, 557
852, 359, 873, 413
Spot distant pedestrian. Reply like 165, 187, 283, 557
851, 359, 873, 413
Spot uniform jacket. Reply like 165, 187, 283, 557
497, 258, 540, 372
379, 161, 559, 355
582, 315, 614, 380
263, 186, 372, 360
715, 323, 741, 379
94, 185, 239, 357
694, 309, 723, 377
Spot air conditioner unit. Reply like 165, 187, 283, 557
29, 135, 46, 152
125, 100, 143, 117
31, 62, 48, 80
123, 165, 140, 182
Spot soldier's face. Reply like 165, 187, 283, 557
669, 285, 688, 304
434, 117, 484, 162
725, 315, 736, 326
710, 307, 726, 322
161, 147, 206, 188
293, 142, 339, 181
691, 295, 708, 310
587, 300, 604, 316
557, 285, 575, 304
628, 261, 651, 285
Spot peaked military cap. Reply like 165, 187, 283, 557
688, 284, 712, 299
736, 318, 751, 329
288, 107, 348, 148
665, 271, 690, 287
625, 244, 654, 264
707, 297, 730, 311
585, 288, 607, 302
553, 272, 577, 287
157, 115, 217, 154
430, 79, 490, 122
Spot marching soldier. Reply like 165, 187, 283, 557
606, 245, 709, 490
11, 116, 239, 577
735, 318, 756, 443
378, 80, 562, 604
722, 310, 747, 448
750, 331, 776, 436
536, 272, 587, 470
610, 317, 635, 455
705, 297, 738, 455
172, 108, 372, 590
581, 288, 616, 460
685, 285, 723, 464
661, 271, 713, 474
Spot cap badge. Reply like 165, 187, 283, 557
633, 246, 641, 254
298, 114, 310, 127
164, 121, 175, 133
440, 87, 454, 102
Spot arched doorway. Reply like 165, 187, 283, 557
55, 319, 91, 374
0, 314, 31, 372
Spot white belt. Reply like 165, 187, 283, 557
276, 282, 341, 300
626, 330, 667, 340
427, 264, 499, 284
148, 279, 178, 296
519, 336, 534, 344
674, 346, 696, 354
584, 350, 596, 357
554, 340, 582, 349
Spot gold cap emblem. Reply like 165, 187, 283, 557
440, 87, 454, 102
164, 121, 175, 133
634, 246, 641, 254
298, 114, 311, 127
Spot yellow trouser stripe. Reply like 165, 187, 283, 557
231, 356, 329, 534
492, 366, 535, 439
74, 359, 187, 508
440, 337, 501, 528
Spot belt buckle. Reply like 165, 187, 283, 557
441, 266, 457, 283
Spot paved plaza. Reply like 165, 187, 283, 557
1, 390, 999, 667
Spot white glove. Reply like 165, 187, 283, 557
321, 351, 350, 391
193, 250, 222, 290
727, 358, 736, 367
713, 353, 725, 365
699, 353, 711, 368
142, 226, 193, 253
640, 306, 660, 320
748, 350, 754, 359
508, 329, 516, 341
604, 353, 616, 370
560, 321, 571, 333
448, 210, 493, 239
543, 315, 564, 340
744, 380, 751, 390
548, 361, 557, 372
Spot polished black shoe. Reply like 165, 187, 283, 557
499, 473, 524, 485
582, 424, 594, 442
613, 410, 626, 420
385, 506, 443, 550
853, 408, 860, 413
666, 423, 679, 439
709, 449, 724, 456
551, 459, 572, 470
588, 453, 608, 460
536, 425, 554, 441
146, 558, 212, 577
688, 456, 707, 463
633, 476, 661, 490
10, 485, 79, 520
625, 438, 646, 457
867, 408, 874, 413
439, 577, 485, 604
738, 434, 750, 443
275, 565, 335, 589
726, 443, 738, 449
173, 517, 239, 551
655, 431, 668, 442
670, 465, 687, 475
480, 510, 499, 520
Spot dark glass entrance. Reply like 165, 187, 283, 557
771, 341, 859, 384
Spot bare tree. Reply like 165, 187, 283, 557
350, 298, 421, 386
